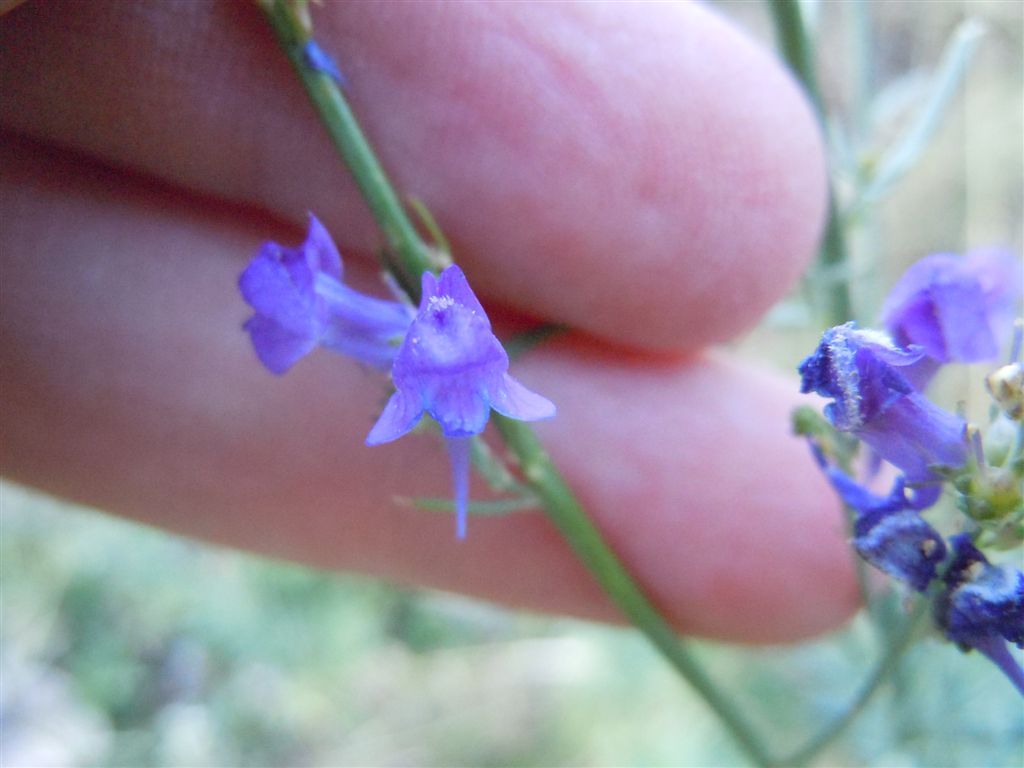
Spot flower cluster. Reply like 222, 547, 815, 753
797, 249, 1023, 693
240, 215, 555, 538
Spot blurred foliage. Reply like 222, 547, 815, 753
3, 1, 1024, 766
2, 481, 1022, 767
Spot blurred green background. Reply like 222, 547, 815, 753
3, 1, 1022, 766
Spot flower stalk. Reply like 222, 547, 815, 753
779, 598, 931, 767
260, 0, 435, 300
258, 1, 775, 764
768, 0, 852, 326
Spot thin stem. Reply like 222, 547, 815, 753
779, 597, 930, 767
767, 0, 822, 106
505, 323, 568, 360
259, 3, 777, 763
768, 0, 852, 326
495, 416, 774, 767
261, 0, 434, 300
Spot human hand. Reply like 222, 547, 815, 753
0, 0, 856, 642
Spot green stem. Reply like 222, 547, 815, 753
505, 323, 568, 360
260, 2, 775, 764
767, 0, 852, 326
261, 0, 435, 300
779, 597, 929, 767
494, 417, 774, 766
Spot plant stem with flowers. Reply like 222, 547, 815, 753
243, 1, 1022, 765
254, 1, 777, 765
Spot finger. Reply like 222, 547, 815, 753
0, 0, 826, 350
0, 137, 855, 643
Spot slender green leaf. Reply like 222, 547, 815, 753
850, 18, 985, 216
402, 495, 540, 516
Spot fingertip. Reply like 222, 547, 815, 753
320, 0, 828, 349
518, 341, 859, 642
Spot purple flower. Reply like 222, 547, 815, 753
302, 39, 347, 87
239, 218, 556, 540
366, 265, 556, 538
810, 445, 946, 591
936, 534, 1024, 695
799, 323, 969, 487
239, 215, 412, 373
881, 249, 1022, 389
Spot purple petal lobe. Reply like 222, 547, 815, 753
243, 315, 317, 375
366, 389, 424, 446
303, 214, 343, 279
490, 373, 557, 421
973, 636, 1024, 696
882, 249, 1023, 387
435, 264, 488, 320
239, 247, 318, 336
428, 378, 492, 437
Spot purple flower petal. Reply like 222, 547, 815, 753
939, 534, 1024, 648
936, 534, 1024, 695
365, 389, 424, 446
970, 634, 1024, 696
854, 392, 968, 484
490, 373, 557, 421
301, 214, 343, 280
434, 264, 488, 319
314, 275, 413, 369
239, 246, 319, 337
239, 215, 411, 373
242, 315, 317, 375
427, 378, 492, 437
799, 323, 968, 484
882, 249, 1022, 387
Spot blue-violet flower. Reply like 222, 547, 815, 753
811, 445, 946, 591
935, 533, 1024, 694
239, 215, 412, 373
302, 39, 347, 87
799, 323, 969, 497
881, 248, 1022, 389
367, 265, 556, 538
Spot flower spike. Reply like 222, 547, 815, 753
881, 248, 1022, 389
239, 215, 413, 373
367, 265, 555, 538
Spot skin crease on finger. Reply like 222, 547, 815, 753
0, 139, 857, 644
0, 0, 826, 351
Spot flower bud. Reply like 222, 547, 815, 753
986, 363, 1024, 421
